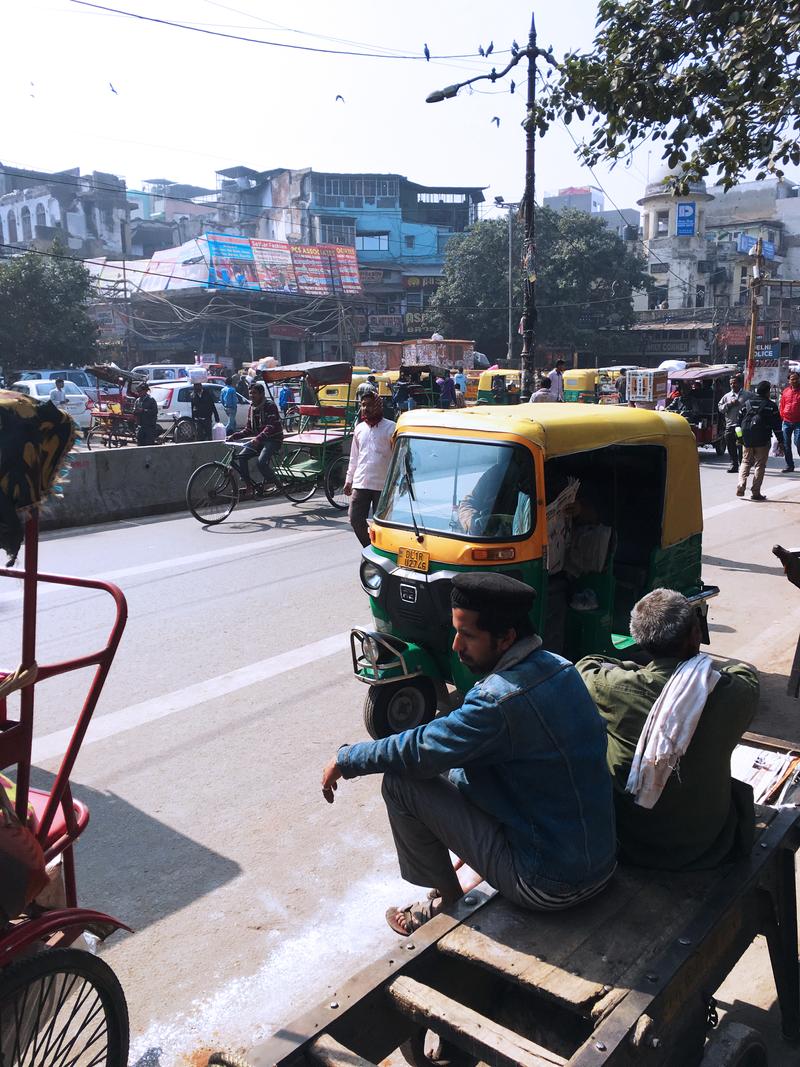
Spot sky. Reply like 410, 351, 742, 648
4, 0, 657, 219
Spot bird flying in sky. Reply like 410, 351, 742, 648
109, 82, 118, 94
491, 116, 500, 127
335, 94, 345, 102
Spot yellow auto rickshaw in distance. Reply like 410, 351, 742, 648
476, 368, 521, 404
351, 404, 718, 737
563, 368, 599, 403
318, 370, 396, 422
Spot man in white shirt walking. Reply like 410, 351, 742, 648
345, 391, 395, 546
547, 360, 565, 402
49, 378, 67, 408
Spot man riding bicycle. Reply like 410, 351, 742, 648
229, 380, 284, 488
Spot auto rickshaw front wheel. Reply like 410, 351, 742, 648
363, 678, 437, 739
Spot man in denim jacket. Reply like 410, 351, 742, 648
322, 573, 616, 935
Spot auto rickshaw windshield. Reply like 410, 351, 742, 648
376, 436, 536, 540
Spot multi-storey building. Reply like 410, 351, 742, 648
0, 164, 130, 258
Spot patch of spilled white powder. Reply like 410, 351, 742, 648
129, 867, 409, 1067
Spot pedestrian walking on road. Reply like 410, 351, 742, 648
718, 372, 751, 472
48, 378, 67, 409
220, 377, 240, 437
548, 360, 566, 402
133, 381, 158, 446
438, 369, 456, 409
736, 381, 782, 501
344, 391, 394, 546
779, 371, 800, 472
190, 380, 220, 441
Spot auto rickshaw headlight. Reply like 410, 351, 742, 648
362, 635, 381, 663
360, 560, 383, 593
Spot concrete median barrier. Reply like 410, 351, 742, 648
40, 441, 233, 529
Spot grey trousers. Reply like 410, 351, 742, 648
381, 772, 531, 907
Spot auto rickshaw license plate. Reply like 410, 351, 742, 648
398, 547, 430, 573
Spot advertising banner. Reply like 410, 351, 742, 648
292, 245, 330, 294
206, 233, 260, 290
737, 234, 776, 259
330, 245, 361, 293
251, 239, 299, 294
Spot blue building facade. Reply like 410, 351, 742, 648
303, 173, 484, 338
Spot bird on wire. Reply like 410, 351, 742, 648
486, 40, 494, 55
335, 94, 345, 102
511, 39, 519, 55
423, 43, 430, 61
491, 116, 500, 127
109, 82, 118, 94
510, 79, 516, 94
478, 44, 485, 56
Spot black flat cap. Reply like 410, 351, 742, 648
451, 571, 536, 614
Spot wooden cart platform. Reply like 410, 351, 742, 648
239, 804, 800, 1067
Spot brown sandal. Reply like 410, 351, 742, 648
385, 896, 442, 936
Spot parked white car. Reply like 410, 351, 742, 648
149, 380, 250, 431
11, 379, 93, 429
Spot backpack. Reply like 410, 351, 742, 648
740, 398, 771, 442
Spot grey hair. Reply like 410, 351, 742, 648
630, 588, 696, 655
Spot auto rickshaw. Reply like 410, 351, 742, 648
318, 369, 395, 421
475, 369, 521, 404
666, 364, 739, 454
394, 364, 445, 408
562, 368, 599, 403
351, 404, 717, 737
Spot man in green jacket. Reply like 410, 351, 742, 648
577, 588, 758, 871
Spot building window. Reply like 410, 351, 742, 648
405, 290, 423, 309
318, 216, 355, 245
319, 177, 398, 199
416, 192, 467, 205
35, 204, 46, 232
20, 207, 32, 242
7, 212, 17, 244
355, 232, 389, 251
695, 285, 706, 308
655, 210, 670, 236
404, 235, 415, 249
648, 285, 668, 310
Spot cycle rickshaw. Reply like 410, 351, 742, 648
186, 362, 357, 524
0, 390, 130, 1065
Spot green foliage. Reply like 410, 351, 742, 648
423, 209, 650, 357
0, 243, 98, 374
538, 0, 800, 190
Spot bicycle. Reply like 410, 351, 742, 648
186, 443, 320, 524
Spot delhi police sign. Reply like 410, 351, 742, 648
676, 202, 696, 236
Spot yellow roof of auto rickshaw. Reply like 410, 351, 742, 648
395, 401, 694, 455
394, 404, 701, 546
477, 368, 520, 384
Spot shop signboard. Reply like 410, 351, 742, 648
676, 202, 696, 236
736, 234, 776, 259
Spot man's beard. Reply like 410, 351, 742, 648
364, 410, 382, 426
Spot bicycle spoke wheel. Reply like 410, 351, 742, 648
324, 454, 350, 510
175, 418, 195, 443
0, 947, 129, 1067
186, 462, 238, 524
277, 447, 318, 503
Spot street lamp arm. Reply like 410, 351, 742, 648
425, 45, 557, 104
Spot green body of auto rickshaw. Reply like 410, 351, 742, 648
351, 404, 718, 737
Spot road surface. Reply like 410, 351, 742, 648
2, 454, 799, 1065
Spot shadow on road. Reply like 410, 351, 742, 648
703, 554, 785, 576
30, 767, 242, 935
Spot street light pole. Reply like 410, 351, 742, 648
519, 13, 537, 399
425, 12, 554, 396
507, 204, 514, 364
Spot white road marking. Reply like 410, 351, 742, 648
33, 629, 355, 763
703, 478, 799, 519
0, 525, 347, 604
